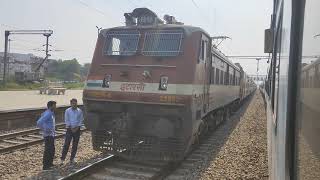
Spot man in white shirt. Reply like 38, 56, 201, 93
60, 98, 83, 164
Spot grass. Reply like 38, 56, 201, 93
63, 82, 85, 89
0, 82, 43, 91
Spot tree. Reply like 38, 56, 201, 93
47, 58, 83, 81
80, 63, 91, 78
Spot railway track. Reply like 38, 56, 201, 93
60, 154, 179, 180
57, 95, 254, 180
0, 124, 86, 154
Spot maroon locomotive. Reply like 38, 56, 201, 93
83, 8, 255, 161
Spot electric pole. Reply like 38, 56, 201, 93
7, 39, 12, 76
1, 30, 53, 86
256, 58, 261, 85
3, 31, 9, 85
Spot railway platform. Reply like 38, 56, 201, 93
0, 90, 83, 111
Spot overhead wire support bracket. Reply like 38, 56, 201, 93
2, 29, 53, 85
211, 36, 231, 48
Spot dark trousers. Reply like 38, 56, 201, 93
43, 136, 55, 170
61, 127, 80, 161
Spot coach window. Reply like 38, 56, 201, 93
233, 71, 236, 85
224, 72, 227, 85
295, 0, 320, 179
220, 70, 224, 85
211, 67, 215, 84
216, 69, 220, 85
317, 64, 320, 88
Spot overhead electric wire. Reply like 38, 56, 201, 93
12, 38, 43, 46
191, 0, 201, 9
75, 0, 118, 24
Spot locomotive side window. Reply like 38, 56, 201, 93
199, 35, 209, 63
104, 31, 140, 56
200, 40, 205, 61
142, 30, 183, 56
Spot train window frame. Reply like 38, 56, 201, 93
142, 30, 184, 57
104, 30, 141, 56
211, 67, 215, 84
271, 6, 283, 116
198, 34, 210, 64
220, 70, 224, 85
200, 40, 205, 61
216, 68, 220, 85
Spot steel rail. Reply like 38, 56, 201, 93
0, 124, 86, 154
0, 123, 65, 140
59, 140, 178, 180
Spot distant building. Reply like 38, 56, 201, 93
0, 52, 48, 81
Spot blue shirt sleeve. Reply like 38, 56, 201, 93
36, 112, 46, 129
37, 111, 54, 133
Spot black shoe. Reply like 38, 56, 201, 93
43, 166, 53, 171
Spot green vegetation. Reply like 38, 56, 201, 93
0, 82, 43, 91
63, 82, 85, 89
0, 59, 89, 91
47, 59, 90, 81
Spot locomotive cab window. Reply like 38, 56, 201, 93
104, 31, 140, 56
142, 30, 183, 56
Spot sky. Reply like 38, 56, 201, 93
0, 0, 272, 75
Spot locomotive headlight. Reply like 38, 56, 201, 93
159, 76, 168, 90
102, 74, 112, 88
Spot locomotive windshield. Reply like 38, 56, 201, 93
104, 29, 183, 57
104, 30, 140, 56
142, 30, 183, 56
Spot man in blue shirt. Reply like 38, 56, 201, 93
36, 101, 56, 170
60, 98, 83, 164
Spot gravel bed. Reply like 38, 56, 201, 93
0, 131, 103, 180
166, 91, 268, 180
198, 91, 268, 179
296, 135, 320, 180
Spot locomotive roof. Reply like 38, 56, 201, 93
101, 24, 210, 37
